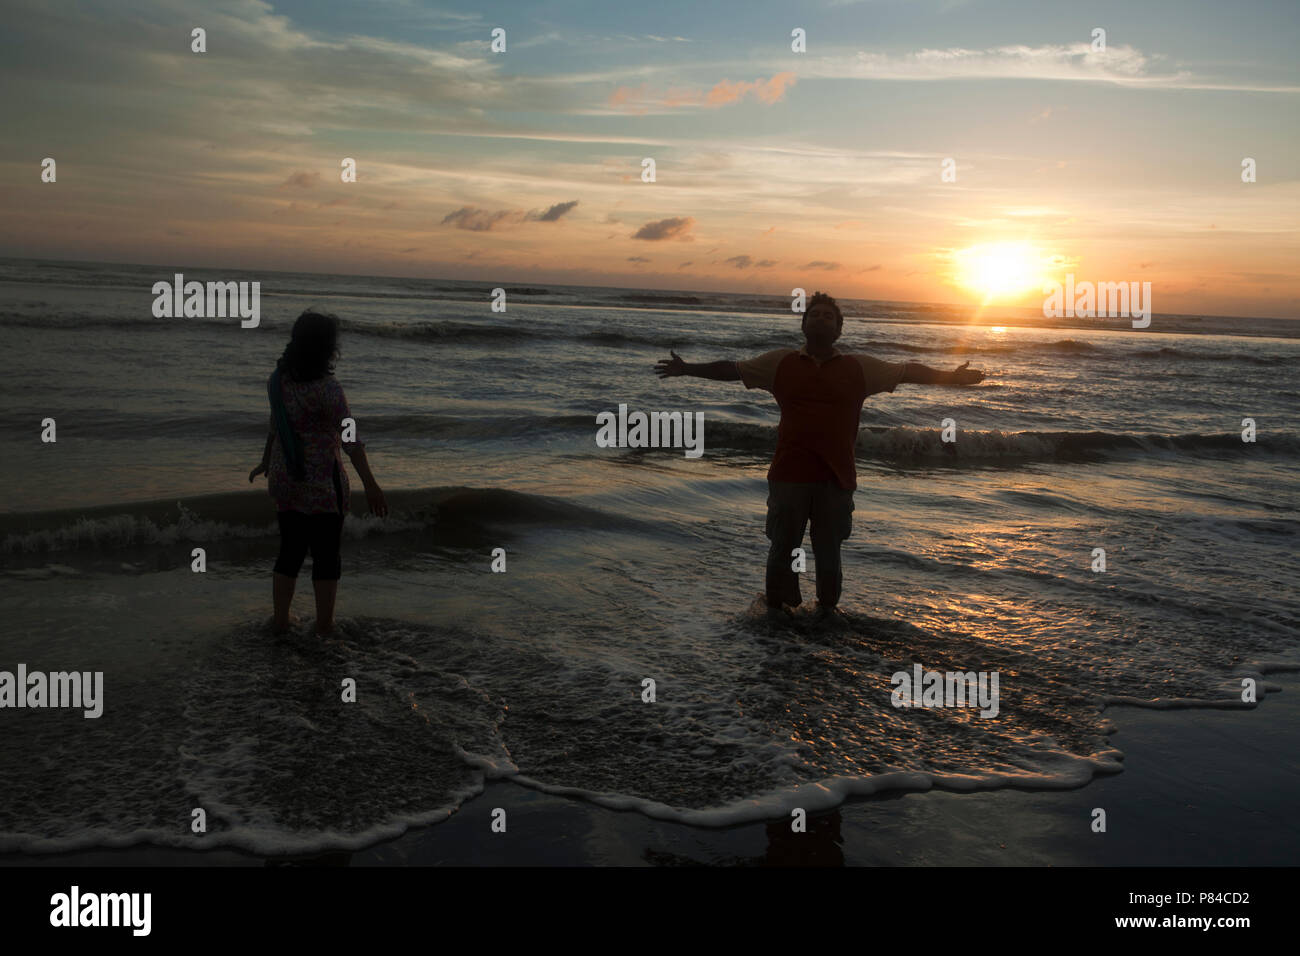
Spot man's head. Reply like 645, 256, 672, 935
801, 291, 843, 346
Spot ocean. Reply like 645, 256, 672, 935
1, 256, 1297, 855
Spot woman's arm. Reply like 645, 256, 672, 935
334, 379, 387, 516
344, 443, 388, 517
344, 443, 377, 486
249, 430, 273, 482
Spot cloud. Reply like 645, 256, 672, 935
281, 171, 321, 189
708, 72, 797, 106
609, 83, 650, 110
722, 255, 777, 269
443, 200, 578, 230
514, 31, 565, 49
801, 43, 1299, 92
802, 261, 842, 270
441, 206, 517, 231
846, 44, 1154, 83
632, 217, 695, 240
527, 199, 579, 221
627, 256, 650, 263
609, 72, 797, 112
614, 33, 691, 44
1002, 207, 1065, 218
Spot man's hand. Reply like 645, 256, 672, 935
654, 350, 687, 378
951, 360, 984, 385
249, 463, 267, 482
654, 352, 741, 381
900, 360, 985, 386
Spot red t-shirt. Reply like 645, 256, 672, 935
736, 348, 905, 491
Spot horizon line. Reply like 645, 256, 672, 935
1, 252, 1296, 324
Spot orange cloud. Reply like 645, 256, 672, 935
609, 72, 797, 111
632, 216, 695, 240
707, 72, 797, 106
609, 83, 649, 108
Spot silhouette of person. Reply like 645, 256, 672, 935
250, 310, 387, 636
656, 291, 983, 616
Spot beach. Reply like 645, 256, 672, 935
1, 258, 1298, 863
5, 675, 1295, 866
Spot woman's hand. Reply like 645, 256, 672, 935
365, 481, 388, 518
249, 463, 268, 482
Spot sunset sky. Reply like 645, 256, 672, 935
2, 0, 1297, 317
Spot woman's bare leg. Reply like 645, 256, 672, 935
272, 572, 296, 632
313, 579, 339, 636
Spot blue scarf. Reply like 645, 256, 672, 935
268, 367, 306, 481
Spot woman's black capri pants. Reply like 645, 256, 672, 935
274, 511, 345, 581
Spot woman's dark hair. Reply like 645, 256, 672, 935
276, 310, 340, 381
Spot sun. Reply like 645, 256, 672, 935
953, 241, 1047, 302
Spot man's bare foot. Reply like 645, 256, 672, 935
813, 605, 847, 628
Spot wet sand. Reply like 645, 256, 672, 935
7, 677, 1295, 867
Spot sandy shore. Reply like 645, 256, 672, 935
5, 677, 1296, 867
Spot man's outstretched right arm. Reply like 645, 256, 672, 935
654, 350, 741, 381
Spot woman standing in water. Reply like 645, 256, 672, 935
249, 310, 387, 636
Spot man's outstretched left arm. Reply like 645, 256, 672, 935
899, 360, 984, 386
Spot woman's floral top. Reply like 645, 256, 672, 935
266, 372, 362, 514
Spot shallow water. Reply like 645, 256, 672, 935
1, 259, 1297, 853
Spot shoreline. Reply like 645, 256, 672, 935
6, 678, 1296, 867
